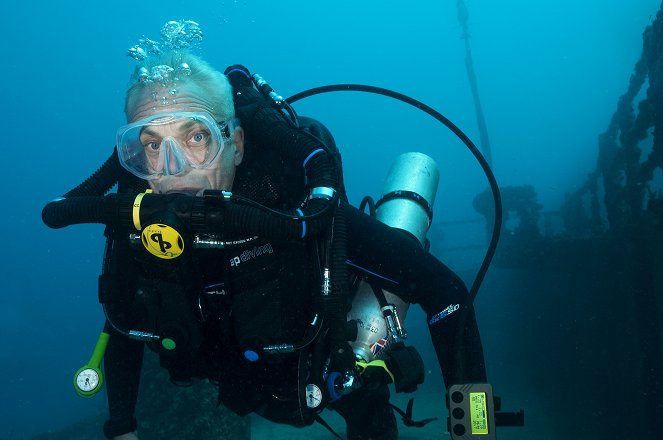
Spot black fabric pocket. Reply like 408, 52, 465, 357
231, 272, 282, 349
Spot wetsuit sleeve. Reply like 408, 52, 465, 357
344, 204, 487, 386
103, 324, 144, 439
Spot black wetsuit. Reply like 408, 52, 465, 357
102, 201, 487, 439
102, 110, 486, 438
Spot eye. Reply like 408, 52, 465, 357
187, 130, 210, 147
192, 132, 207, 143
141, 139, 162, 156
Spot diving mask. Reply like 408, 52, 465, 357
116, 111, 239, 180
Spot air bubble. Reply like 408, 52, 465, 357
127, 46, 148, 61
138, 67, 149, 82
178, 62, 191, 76
160, 19, 203, 50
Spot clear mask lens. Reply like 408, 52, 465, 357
117, 112, 235, 180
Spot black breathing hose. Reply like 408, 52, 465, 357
64, 148, 123, 198
42, 191, 337, 240
286, 84, 502, 303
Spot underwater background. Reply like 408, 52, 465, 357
2, 0, 662, 439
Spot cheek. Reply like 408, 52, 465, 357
204, 168, 221, 186
200, 165, 229, 190
213, 149, 238, 189
213, 167, 236, 190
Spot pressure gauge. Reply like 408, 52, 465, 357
305, 383, 323, 408
74, 366, 103, 397
73, 332, 109, 398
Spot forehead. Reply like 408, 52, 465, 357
128, 82, 219, 122
140, 117, 204, 136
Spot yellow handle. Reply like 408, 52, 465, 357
356, 359, 396, 383
132, 190, 152, 231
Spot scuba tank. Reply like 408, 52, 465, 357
349, 152, 440, 362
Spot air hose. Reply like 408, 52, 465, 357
42, 190, 336, 240
286, 84, 502, 303
64, 148, 124, 198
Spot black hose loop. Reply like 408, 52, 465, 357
358, 196, 376, 217
287, 84, 502, 303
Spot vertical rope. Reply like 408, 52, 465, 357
456, 0, 493, 167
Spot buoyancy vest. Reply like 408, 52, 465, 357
102, 230, 320, 377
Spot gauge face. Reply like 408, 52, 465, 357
76, 368, 100, 392
305, 383, 322, 408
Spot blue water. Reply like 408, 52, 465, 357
1, 0, 660, 438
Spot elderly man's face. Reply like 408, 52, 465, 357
128, 84, 243, 195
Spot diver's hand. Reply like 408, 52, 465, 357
112, 433, 139, 440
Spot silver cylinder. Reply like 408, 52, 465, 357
376, 152, 440, 246
349, 281, 410, 361
349, 152, 440, 362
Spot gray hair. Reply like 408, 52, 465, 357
125, 52, 234, 121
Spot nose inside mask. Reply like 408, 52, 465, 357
161, 138, 189, 175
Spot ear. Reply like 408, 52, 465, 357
232, 127, 245, 165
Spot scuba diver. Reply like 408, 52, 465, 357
42, 21, 495, 440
